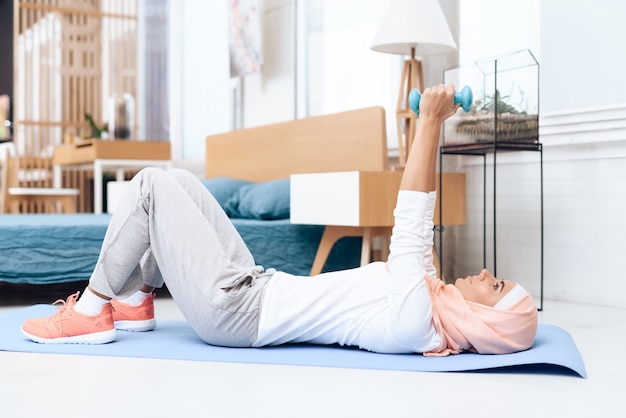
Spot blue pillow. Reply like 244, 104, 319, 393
201, 177, 252, 209
224, 179, 291, 220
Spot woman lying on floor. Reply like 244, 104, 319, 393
22, 84, 538, 356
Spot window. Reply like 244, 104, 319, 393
298, 0, 401, 151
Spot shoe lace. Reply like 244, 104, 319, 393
52, 291, 81, 314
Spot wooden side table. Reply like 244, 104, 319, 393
291, 170, 466, 276
53, 140, 172, 214
290, 171, 403, 275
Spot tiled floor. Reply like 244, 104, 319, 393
0, 294, 624, 417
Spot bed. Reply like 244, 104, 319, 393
0, 214, 361, 285
0, 106, 391, 285
204, 106, 392, 276
0, 214, 110, 285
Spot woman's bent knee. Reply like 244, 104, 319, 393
168, 168, 197, 183
135, 167, 167, 183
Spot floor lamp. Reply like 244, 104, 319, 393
371, 0, 457, 166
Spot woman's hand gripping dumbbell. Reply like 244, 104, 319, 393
408, 85, 473, 115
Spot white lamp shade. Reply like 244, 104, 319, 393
371, 0, 457, 56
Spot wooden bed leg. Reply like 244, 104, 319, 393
361, 227, 374, 266
380, 235, 390, 262
310, 226, 394, 276
361, 227, 393, 266
310, 226, 363, 276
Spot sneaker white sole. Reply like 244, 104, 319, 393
114, 318, 156, 332
21, 327, 116, 345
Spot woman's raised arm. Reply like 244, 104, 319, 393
400, 84, 459, 193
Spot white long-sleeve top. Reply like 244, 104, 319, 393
253, 191, 442, 354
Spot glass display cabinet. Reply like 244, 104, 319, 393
443, 49, 539, 151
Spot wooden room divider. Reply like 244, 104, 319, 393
12, 0, 138, 212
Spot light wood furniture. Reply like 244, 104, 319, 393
395, 50, 422, 166
53, 140, 172, 214
206, 107, 389, 182
291, 171, 403, 275
1, 149, 78, 214
290, 171, 466, 275
434, 172, 466, 226
205, 107, 391, 275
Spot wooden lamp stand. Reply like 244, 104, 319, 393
395, 47, 424, 166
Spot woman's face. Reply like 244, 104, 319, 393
454, 269, 516, 307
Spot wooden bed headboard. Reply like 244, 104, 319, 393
205, 106, 389, 182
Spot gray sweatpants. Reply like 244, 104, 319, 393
88, 168, 272, 347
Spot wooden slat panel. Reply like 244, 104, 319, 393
14, 0, 138, 212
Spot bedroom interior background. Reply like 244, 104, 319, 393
5, 0, 625, 308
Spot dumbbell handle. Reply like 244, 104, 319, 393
408, 86, 473, 115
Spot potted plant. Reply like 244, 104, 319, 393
452, 89, 538, 144
84, 113, 109, 139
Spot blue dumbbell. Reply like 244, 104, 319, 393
408, 86, 473, 115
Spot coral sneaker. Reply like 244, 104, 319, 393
21, 292, 116, 344
111, 293, 156, 332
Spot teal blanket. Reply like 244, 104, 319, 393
0, 215, 360, 284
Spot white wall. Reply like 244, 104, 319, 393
171, 0, 231, 176
541, 0, 626, 112
242, 0, 295, 127
451, 0, 626, 308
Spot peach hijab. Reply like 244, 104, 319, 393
424, 276, 538, 357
